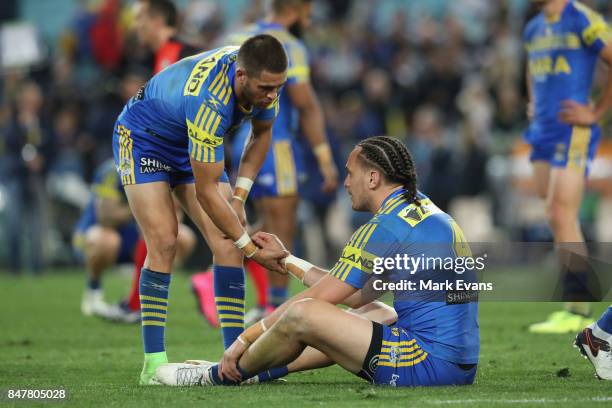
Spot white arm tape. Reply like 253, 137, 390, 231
235, 177, 254, 192
284, 255, 314, 281
234, 232, 252, 249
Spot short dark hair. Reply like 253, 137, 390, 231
237, 34, 288, 77
142, 0, 177, 28
356, 136, 420, 205
271, 0, 313, 13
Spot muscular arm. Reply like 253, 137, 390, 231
236, 118, 274, 182
594, 43, 612, 121
287, 83, 337, 192
191, 158, 245, 241
287, 82, 326, 147
526, 64, 534, 121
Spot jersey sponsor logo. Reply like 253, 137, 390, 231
529, 55, 571, 78
339, 246, 376, 273
184, 47, 238, 97
525, 33, 581, 53
139, 157, 172, 174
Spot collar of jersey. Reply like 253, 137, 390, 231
377, 188, 406, 213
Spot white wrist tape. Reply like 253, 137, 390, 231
234, 232, 252, 249
235, 177, 254, 192
283, 255, 314, 282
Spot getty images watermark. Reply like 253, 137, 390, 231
371, 253, 493, 292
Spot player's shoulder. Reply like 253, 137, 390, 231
185, 46, 239, 109
524, 12, 544, 40
566, 1, 606, 28
381, 192, 455, 242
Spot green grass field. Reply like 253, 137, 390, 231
2, 269, 611, 407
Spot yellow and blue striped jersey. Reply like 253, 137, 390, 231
227, 21, 310, 138
524, 1, 611, 141
118, 46, 280, 164
330, 189, 479, 365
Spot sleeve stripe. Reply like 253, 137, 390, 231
212, 65, 230, 97
348, 225, 367, 247
383, 199, 408, 215
194, 104, 206, 127
210, 114, 222, 136
208, 69, 225, 94
198, 107, 213, 129
354, 224, 376, 249
360, 224, 378, 249
202, 110, 217, 132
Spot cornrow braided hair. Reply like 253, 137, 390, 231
356, 136, 420, 206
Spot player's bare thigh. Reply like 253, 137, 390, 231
258, 195, 299, 245
172, 182, 242, 266
284, 298, 374, 374
546, 165, 586, 243
124, 182, 178, 273
287, 301, 396, 373
532, 160, 551, 200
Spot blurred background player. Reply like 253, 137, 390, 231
525, 0, 612, 333
575, 306, 612, 380
133, 0, 198, 74
74, 158, 195, 322
195, 0, 338, 325
113, 0, 202, 324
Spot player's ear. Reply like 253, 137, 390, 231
236, 67, 247, 84
368, 170, 381, 189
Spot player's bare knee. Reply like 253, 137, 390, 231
546, 201, 575, 234
281, 298, 316, 335
147, 232, 178, 261
85, 226, 119, 257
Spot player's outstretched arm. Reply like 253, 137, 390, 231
191, 158, 287, 272
287, 82, 338, 193
252, 231, 384, 308
592, 43, 612, 121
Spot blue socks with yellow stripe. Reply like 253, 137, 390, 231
213, 265, 245, 349
140, 268, 171, 353
139, 268, 171, 384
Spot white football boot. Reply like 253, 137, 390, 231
81, 289, 111, 316
155, 363, 217, 386
575, 325, 612, 380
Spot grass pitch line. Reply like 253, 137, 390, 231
427, 397, 612, 405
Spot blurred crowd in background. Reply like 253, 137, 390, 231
1, 0, 612, 274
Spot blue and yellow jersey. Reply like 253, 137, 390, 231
524, 0, 611, 140
118, 46, 280, 164
329, 190, 479, 365
74, 160, 127, 235
227, 21, 310, 139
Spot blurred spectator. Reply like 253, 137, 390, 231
4, 81, 54, 274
